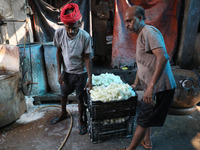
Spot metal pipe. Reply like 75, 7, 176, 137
0, 19, 26, 22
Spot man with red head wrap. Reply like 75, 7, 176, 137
60, 3, 82, 25
51, 3, 93, 135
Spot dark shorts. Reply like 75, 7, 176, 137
137, 89, 175, 128
60, 72, 88, 101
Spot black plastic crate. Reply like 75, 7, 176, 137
88, 117, 135, 143
87, 95, 137, 121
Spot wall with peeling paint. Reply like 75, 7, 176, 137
0, 0, 33, 45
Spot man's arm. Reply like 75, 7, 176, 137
56, 47, 64, 85
143, 47, 169, 105
84, 53, 92, 90
131, 70, 140, 90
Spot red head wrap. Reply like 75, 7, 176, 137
60, 3, 82, 25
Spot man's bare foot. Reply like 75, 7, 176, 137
51, 113, 68, 125
140, 140, 152, 149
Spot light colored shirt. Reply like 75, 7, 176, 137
136, 25, 177, 93
53, 27, 92, 74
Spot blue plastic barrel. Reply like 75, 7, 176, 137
43, 42, 60, 94
18, 43, 48, 96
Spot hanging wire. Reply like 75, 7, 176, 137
22, 18, 33, 95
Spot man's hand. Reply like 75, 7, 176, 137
84, 78, 92, 91
143, 85, 154, 105
58, 73, 64, 85
131, 83, 137, 90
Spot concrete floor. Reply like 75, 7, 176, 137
0, 93, 200, 150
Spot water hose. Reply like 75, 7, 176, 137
32, 105, 73, 150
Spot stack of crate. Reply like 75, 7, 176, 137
86, 94, 137, 143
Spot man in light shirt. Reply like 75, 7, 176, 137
51, 3, 93, 135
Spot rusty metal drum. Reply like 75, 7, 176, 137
0, 45, 26, 127
0, 71, 26, 127
170, 68, 200, 115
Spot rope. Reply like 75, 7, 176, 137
22, 19, 33, 95
32, 105, 73, 150
27, 18, 33, 95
